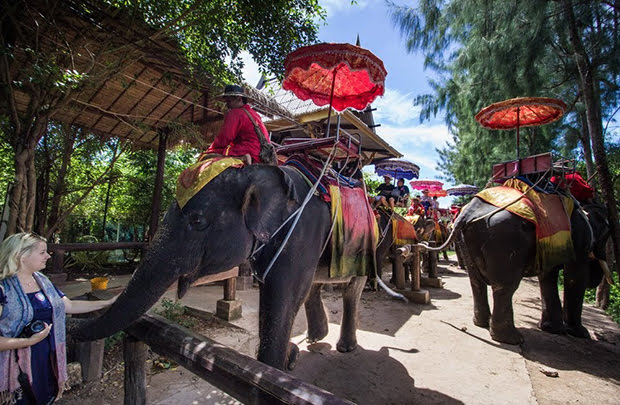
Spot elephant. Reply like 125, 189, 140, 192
423, 195, 610, 345
69, 163, 399, 370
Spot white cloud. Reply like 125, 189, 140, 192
372, 88, 421, 126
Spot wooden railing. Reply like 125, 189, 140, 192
47, 242, 148, 274
123, 314, 354, 405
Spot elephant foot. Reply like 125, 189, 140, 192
473, 313, 490, 328
566, 324, 591, 339
490, 322, 524, 345
286, 343, 299, 371
306, 323, 329, 344
336, 337, 358, 353
539, 319, 566, 335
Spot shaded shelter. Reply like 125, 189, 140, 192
1, 0, 290, 239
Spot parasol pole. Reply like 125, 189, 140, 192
324, 67, 339, 138
516, 107, 520, 160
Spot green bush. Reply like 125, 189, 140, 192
104, 331, 126, 350
155, 298, 196, 328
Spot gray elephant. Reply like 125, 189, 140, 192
70, 163, 397, 370
425, 193, 610, 345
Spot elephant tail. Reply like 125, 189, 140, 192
410, 203, 470, 252
376, 276, 408, 303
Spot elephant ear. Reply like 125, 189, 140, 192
242, 167, 300, 243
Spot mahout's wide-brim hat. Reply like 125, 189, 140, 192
216, 84, 246, 100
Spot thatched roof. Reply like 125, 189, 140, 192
4, 0, 290, 151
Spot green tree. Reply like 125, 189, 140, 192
0, 0, 324, 236
387, 0, 620, 271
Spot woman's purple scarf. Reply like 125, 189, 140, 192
0, 272, 67, 404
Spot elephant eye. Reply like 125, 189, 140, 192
187, 213, 208, 231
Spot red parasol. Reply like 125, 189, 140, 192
282, 43, 387, 112
427, 189, 447, 197
409, 179, 444, 191
475, 97, 566, 158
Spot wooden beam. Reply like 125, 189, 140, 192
124, 314, 354, 405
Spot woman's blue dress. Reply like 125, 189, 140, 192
15, 286, 64, 405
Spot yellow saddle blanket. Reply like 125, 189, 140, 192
176, 157, 246, 209
476, 178, 575, 271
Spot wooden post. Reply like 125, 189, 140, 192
224, 277, 236, 301
428, 241, 438, 278
50, 248, 65, 273
123, 335, 148, 405
148, 130, 168, 241
411, 245, 421, 291
75, 339, 105, 382
392, 250, 405, 290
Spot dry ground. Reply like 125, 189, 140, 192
58, 257, 620, 404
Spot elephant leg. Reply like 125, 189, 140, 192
258, 276, 312, 370
489, 282, 523, 344
538, 268, 565, 334
442, 249, 449, 262
304, 283, 329, 343
337, 276, 367, 353
468, 264, 491, 328
563, 262, 590, 339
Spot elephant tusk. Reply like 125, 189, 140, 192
598, 259, 615, 286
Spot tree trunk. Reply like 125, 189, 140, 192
8, 122, 45, 234
578, 112, 595, 182
46, 127, 77, 238
563, 0, 620, 275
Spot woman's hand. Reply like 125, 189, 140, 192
0, 323, 52, 351
27, 322, 52, 345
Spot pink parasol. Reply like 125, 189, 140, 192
282, 43, 387, 112
409, 179, 444, 191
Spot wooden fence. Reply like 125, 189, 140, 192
122, 313, 355, 405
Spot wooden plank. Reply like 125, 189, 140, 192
47, 242, 148, 252
125, 314, 354, 405
192, 267, 239, 287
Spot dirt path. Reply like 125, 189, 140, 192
59, 257, 620, 404
288, 259, 620, 404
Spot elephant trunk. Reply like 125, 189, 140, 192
68, 210, 184, 342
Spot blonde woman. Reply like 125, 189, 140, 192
0, 233, 118, 404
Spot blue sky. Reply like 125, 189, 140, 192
242, 0, 456, 205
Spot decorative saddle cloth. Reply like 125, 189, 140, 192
284, 155, 377, 278
176, 157, 246, 208
385, 210, 418, 245
329, 185, 378, 278
476, 178, 575, 272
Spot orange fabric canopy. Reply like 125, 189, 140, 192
475, 97, 566, 130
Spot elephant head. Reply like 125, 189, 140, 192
69, 165, 300, 341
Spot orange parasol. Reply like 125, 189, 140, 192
283, 43, 387, 112
475, 97, 566, 158
427, 189, 447, 197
